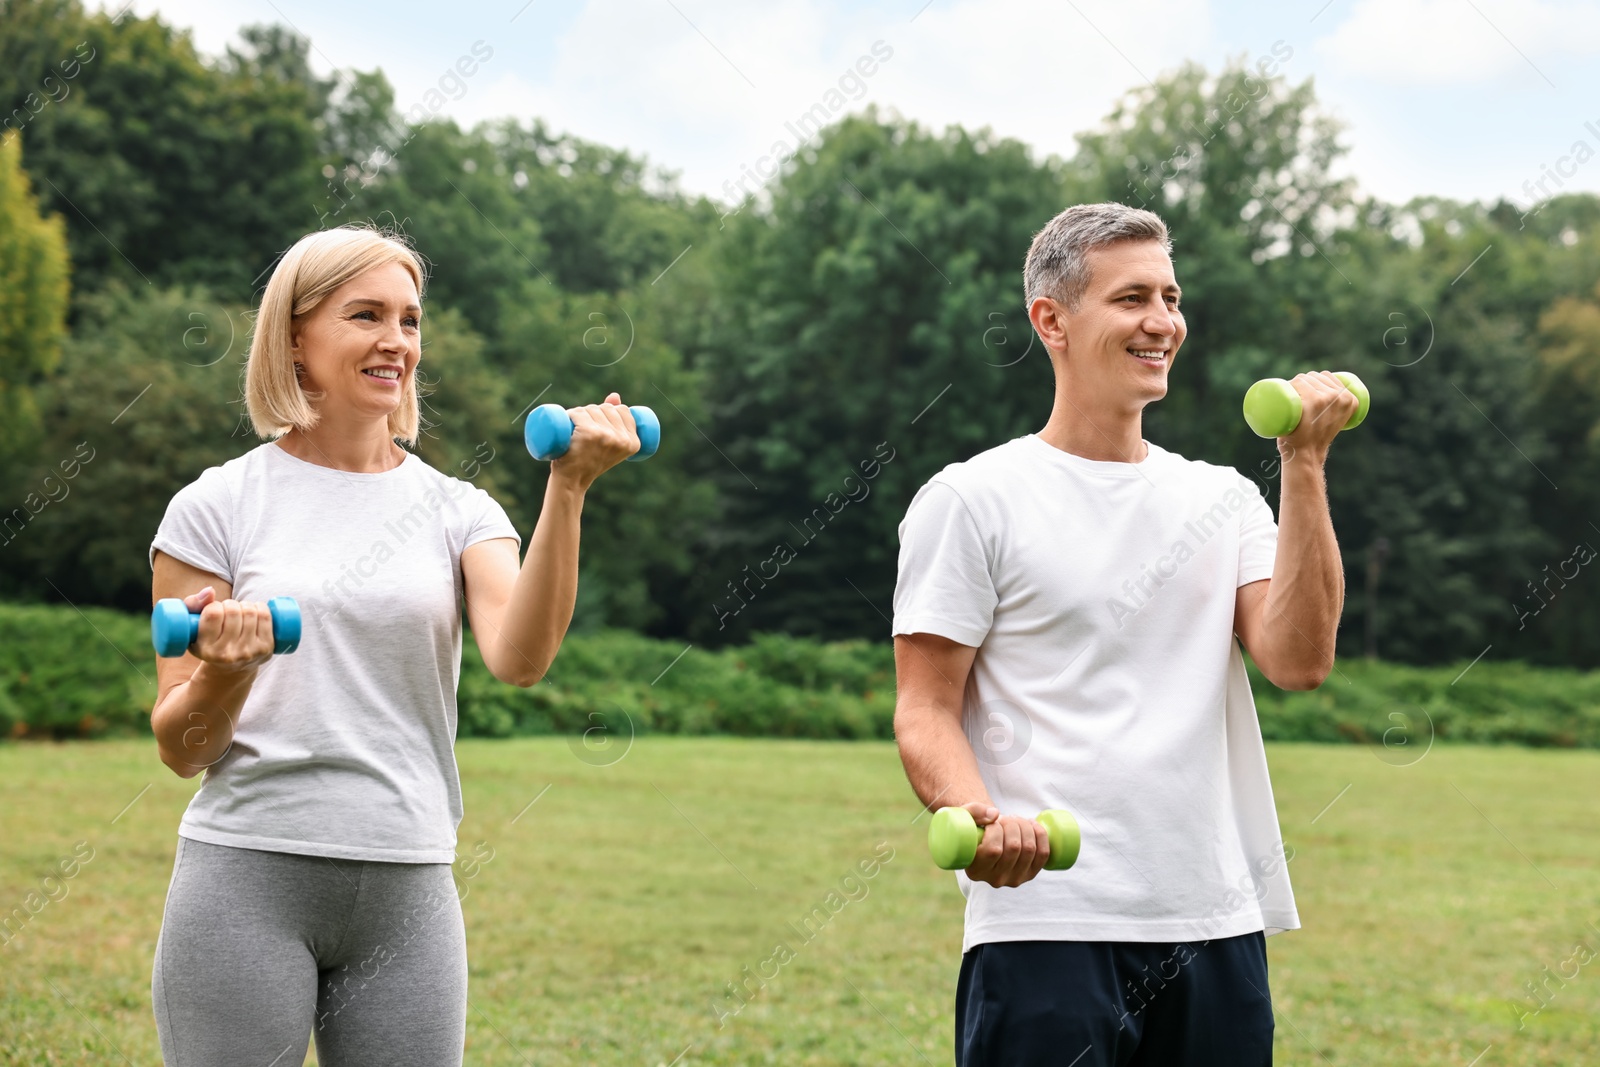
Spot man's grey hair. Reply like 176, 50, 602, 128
1023, 203, 1172, 312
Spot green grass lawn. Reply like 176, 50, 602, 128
2, 738, 1597, 1065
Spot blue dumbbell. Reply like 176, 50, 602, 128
524, 403, 661, 462
151, 597, 302, 658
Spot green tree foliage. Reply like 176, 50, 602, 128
7, 0, 1600, 670
0, 133, 69, 493
487, 280, 718, 632
686, 64, 1584, 665
1, 1, 329, 297
2, 284, 256, 606
318, 118, 715, 336
688, 110, 1073, 643
1069, 59, 1357, 460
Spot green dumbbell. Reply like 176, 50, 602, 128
1243, 371, 1370, 439
927, 806, 1081, 872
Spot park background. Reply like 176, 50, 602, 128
2, 0, 1599, 1063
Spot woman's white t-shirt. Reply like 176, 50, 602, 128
149, 441, 520, 864
893, 434, 1300, 949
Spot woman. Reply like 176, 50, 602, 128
147, 224, 637, 1065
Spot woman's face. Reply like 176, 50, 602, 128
290, 261, 421, 425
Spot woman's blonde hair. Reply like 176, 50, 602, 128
245, 225, 427, 444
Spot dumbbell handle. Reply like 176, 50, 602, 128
1243, 371, 1370, 439
524, 403, 661, 462
927, 806, 1081, 872
151, 597, 302, 658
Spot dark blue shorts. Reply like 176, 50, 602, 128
955, 932, 1274, 1066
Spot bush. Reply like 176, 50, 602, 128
3, 601, 1598, 748
1248, 657, 1600, 749
0, 601, 896, 742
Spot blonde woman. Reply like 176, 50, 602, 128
147, 225, 637, 1065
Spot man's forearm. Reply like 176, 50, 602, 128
489, 478, 587, 686
1261, 446, 1345, 684
895, 707, 994, 814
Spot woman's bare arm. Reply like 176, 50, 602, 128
150, 552, 277, 778
461, 394, 639, 687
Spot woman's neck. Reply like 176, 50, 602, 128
275, 421, 404, 473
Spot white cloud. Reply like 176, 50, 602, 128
871, 0, 1214, 162
1317, 0, 1600, 85
462, 0, 1212, 201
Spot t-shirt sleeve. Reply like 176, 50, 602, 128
149, 467, 234, 581
1237, 477, 1278, 587
463, 484, 521, 550
892, 479, 996, 647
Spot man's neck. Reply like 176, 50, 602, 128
1037, 390, 1148, 464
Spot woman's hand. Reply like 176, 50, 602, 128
184, 586, 277, 674
549, 392, 641, 492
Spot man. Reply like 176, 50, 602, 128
891, 202, 1354, 1065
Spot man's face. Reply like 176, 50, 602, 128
1043, 239, 1186, 413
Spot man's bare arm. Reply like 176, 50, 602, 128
1235, 371, 1357, 690
894, 632, 1049, 888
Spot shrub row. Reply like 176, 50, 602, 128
2, 602, 1596, 748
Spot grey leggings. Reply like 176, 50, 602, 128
152, 836, 467, 1067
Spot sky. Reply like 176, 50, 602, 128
101, 0, 1600, 212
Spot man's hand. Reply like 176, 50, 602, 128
962, 802, 1052, 888
1281, 370, 1361, 458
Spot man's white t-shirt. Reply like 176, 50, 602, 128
149, 441, 520, 864
893, 434, 1299, 950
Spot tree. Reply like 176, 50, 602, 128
2, 2, 330, 298
689, 109, 1074, 643
0, 132, 70, 503
487, 278, 718, 633
323, 118, 715, 338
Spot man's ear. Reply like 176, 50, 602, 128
1028, 296, 1069, 359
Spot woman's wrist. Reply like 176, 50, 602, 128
545, 469, 591, 502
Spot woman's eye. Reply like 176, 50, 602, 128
403, 316, 420, 328
352, 310, 376, 321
